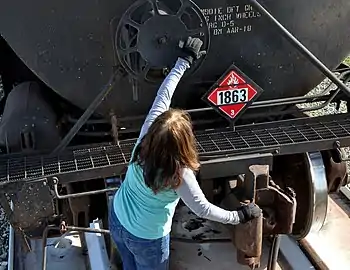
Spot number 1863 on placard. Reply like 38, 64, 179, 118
217, 88, 249, 105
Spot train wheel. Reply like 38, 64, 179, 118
271, 152, 328, 239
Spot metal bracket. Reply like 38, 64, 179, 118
52, 177, 119, 199
235, 165, 268, 269
110, 111, 120, 146
234, 164, 297, 270
199, 153, 273, 180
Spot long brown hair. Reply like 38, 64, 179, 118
131, 108, 200, 193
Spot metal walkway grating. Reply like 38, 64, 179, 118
0, 142, 136, 184
1, 113, 350, 186
195, 119, 350, 153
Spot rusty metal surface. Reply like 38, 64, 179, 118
243, 164, 297, 235
321, 150, 349, 193
110, 112, 120, 146
235, 215, 263, 269
6, 179, 54, 237
235, 165, 267, 268
217, 162, 299, 269
170, 204, 288, 270
244, 165, 270, 201
231, 164, 297, 269
249, 165, 270, 190
256, 185, 296, 235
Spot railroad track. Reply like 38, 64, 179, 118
299, 190, 350, 270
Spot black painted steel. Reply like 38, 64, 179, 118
51, 70, 122, 154
115, 0, 210, 82
2, 113, 350, 187
1, 0, 349, 117
249, 0, 350, 98
0, 82, 61, 153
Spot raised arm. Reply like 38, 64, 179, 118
136, 58, 189, 144
176, 168, 262, 225
136, 36, 206, 144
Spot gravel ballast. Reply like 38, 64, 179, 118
0, 76, 348, 268
0, 207, 8, 270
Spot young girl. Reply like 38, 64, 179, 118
109, 37, 261, 270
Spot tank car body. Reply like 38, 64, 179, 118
0, 0, 350, 269
1, 0, 350, 117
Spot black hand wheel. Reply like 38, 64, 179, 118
115, 0, 210, 83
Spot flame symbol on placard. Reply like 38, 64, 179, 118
227, 73, 240, 86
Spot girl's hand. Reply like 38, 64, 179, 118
180, 36, 206, 65
237, 203, 262, 223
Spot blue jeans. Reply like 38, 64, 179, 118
109, 206, 170, 270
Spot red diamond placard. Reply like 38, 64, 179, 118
207, 84, 258, 106
219, 103, 246, 119
219, 70, 246, 87
202, 65, 264, 123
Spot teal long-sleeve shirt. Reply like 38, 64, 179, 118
113, 58, 240, 240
